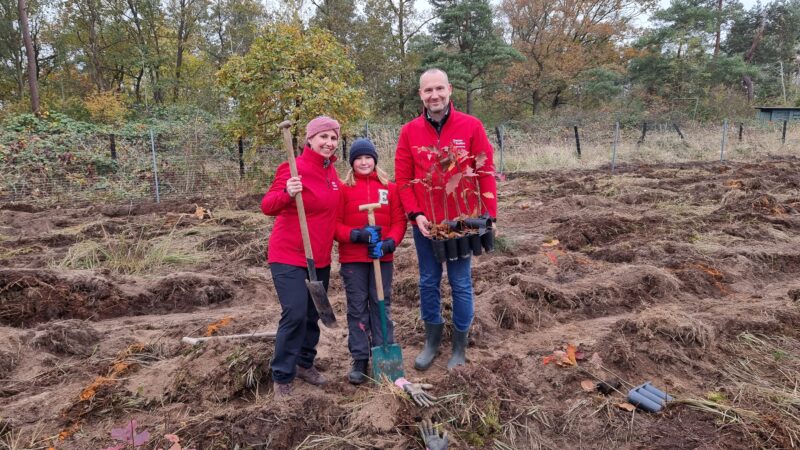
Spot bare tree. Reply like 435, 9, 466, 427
17, 0, 39, 114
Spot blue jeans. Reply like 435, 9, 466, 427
412, 226, 474, 332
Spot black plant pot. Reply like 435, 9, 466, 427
431, 239, 447, 264
457, 236, 471, 259
469, 233, 482, 256
442, 220, 462, 232
464, 217, 491, 230
445, 238, 459, 261
481, 227, 495, 253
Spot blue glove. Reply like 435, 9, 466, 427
368, 238, 396, 259
350, 225, 382, 244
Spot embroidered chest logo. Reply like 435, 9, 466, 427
329, 179, 339, 190
378, 189, 389, 205
452, 139, 467, 153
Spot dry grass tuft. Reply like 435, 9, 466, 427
56, 222, 202, 274
632, 306, 714, 348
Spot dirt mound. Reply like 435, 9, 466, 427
554, 213, 638, 250
147, 272, 234, 311
168, 341, 272, 404
0, 269, 233, 326
31, 320, 101, 356
0, 350, 16, 379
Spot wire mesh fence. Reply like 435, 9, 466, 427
2, 118, 798, 206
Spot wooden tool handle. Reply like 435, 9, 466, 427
280, 121, 314, 261
362, 205, 385, 300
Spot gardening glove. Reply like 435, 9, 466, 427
418, 418, 448, 450
368, 238, 396, 259
350, 225, 382, 244
395, 377, 436, 407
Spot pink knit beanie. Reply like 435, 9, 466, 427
305, 116, 340, 143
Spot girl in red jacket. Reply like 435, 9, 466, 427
261, 116, 342, 398
335, 138, 407, 384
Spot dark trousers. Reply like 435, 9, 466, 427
341, 261, 394, 361
269, 263, 330, 384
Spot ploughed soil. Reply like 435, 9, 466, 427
2, 159, 800, 449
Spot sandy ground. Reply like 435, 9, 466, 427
1, 158, 800, 449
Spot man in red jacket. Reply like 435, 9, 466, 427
395, 68, 498, 371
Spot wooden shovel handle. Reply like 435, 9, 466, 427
279, 121, 314, 263
359, 203, 384, 300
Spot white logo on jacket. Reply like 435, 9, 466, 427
378, 189, 389, 205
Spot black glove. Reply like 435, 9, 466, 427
350, 225, 382, 244
419, 418, 448, 450
368, 238, 396, 259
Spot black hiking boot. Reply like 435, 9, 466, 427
414, 322, 444, 371
447, 328, 469, 370
348, 359, 369, 385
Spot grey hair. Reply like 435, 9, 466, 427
419, 68, 449, 85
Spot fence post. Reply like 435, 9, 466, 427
364, 122, 369, 139
238, 137, 244, 179
109, 134, 117, 160
611, 121, 619, 173
720, 119, 728, 162
738, 123, 743, 141
782, 120, 788, 144
150, 129, 160, 203
342, 135, 348, 163
495, 125, 505, 173
573, 125, 581, 158
673, 123, 685, 140
637, 121, 647, 145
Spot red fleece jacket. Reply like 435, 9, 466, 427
335, 172, 407, 263
395, 104, 498, 224
261, 147, 341, 268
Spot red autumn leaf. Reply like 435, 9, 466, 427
566, 343, 578, 365
446, 173, 463, 195
475, 152, 488, 170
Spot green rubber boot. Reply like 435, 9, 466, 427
447, 328, 469, 370
414, 322, 444, 371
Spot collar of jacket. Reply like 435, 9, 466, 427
354, 171, 380, 182
422, 101, 454, 131
300, 145, 337, 167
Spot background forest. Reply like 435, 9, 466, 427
2, 0, 800, 149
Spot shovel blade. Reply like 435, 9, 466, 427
371, 343, 404, 382
305, 279, 337, 328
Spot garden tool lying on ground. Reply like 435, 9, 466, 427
181, 331, 277, 345
360, 202, 404, 382
279, 120, 337, 328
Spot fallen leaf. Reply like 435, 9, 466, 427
542, 239, 560, 247
616, 402, 637, 412
581, 380, 596, 392
544, 251, 559, 266
589, 352, 604, 368
566, 343, 578, 366
205, 316, 234, 337
110, 420, 150, 446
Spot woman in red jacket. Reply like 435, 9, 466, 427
335, 138, 407, 384
261, 116, 342, 398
